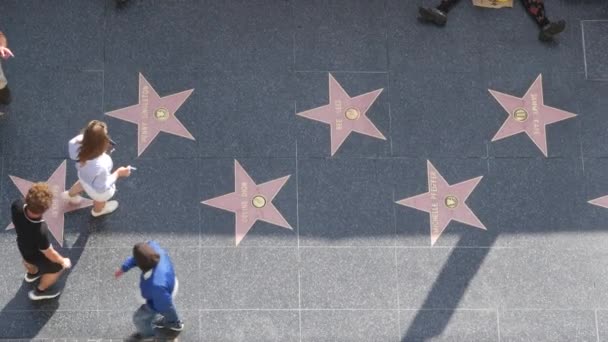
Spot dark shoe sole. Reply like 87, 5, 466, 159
418, 7, 447, 26
28, 289, 61, 300
0, 86, 11, 105
545, 20, 566, 35
24, 272, 41, 283
539, 20, 566, 41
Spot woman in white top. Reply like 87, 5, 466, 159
63, 120, 131, 217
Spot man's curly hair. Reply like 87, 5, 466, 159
25, 183, 53, 215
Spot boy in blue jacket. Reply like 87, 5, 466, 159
115, 241, 184, 341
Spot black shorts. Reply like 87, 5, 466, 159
24, 256, 63, 275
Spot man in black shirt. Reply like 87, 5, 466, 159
11, 183, 71, 300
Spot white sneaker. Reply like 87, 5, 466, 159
61, 191, 82, 205
91, 200, 119, 217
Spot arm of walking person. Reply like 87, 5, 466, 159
91, 166, 130, 193
0, 32, 13, 59
38, 223, 70, 268
91, 169, 119, 193
114, 249, 140, 278
41, 246, 70, 268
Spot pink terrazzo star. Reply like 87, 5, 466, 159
105, 73, 195, 157
6, 161, 93, 247
489, 74, 577, 157
297, 73, 386, 156
589, 195, 608, 209
396, 161, 486, 246
202, 160, 292, 246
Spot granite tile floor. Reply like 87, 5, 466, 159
0, 0, 607, 341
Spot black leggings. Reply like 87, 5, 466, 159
436, 0, 549, 27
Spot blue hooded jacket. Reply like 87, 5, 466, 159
121, 240, 179, 323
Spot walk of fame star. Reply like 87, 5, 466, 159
396, 161, 486, 246
6, 161, 93, 247
589, 195, 608, 209
489, 74, 577, 157
105, 73, 195, 157
202, 160, 292, 246
297, 73, 386, 156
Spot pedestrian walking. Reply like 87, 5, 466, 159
11, 183, 71, 300
115, 241, 184, 341
64, 120, 132, 217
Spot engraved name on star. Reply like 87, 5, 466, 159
105, 73, 195, 157
202, 160, 292, 246
297, 73, 386, 156
396, 161, 486, 246
489, 74, 577, 157
6, 161, 94, 246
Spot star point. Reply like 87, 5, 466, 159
589, 195, 608, 209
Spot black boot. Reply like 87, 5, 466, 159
0, 86, 11, 105
116, 0, 129, 8
418, 7, 448, 26
539, 20, 566, 42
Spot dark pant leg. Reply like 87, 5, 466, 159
520, 0, 549, 27
437, 0, 461, 12
133, 304, 159, 338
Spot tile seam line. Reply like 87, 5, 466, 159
296, 133, 303, 342
596, 309, 600, 342
392, 189, 401, 341
65, 246, 608, 251
496, 308, 501, 342
0, 308, 503, 313
581, 20, 588, 80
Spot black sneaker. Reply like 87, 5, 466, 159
418, 7, 447, 27
0, 86, 11, 105
28, 287, 61, 301
153, 320, 184, 332
24, 271, 41, 283
116, 0, 129, 7
539, 20, 566, 42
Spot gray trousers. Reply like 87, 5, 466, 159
133, 304, 160, 338
0, 61, 6, 89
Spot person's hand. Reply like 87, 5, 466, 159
0, 46, 14, 60
61, 257, 72, 269
114, 269, 124, 279
117, 166, 131, 178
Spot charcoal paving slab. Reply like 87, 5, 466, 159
397, 247, 608, 310
294, 0, 388, 71
300, 247, 398, 309
1, 71, 102, 159
0, 0, 104, 71
400, 309, 498, 341
86, 158, 201, 248
199, 247, 299, 309
298, 158, 395, 246
583, 20, 608, 80
301, 309, 399, 342
499, 310, 597, 342
200, 310, 299, 342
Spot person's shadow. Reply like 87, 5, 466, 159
0, 220, 91, 339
